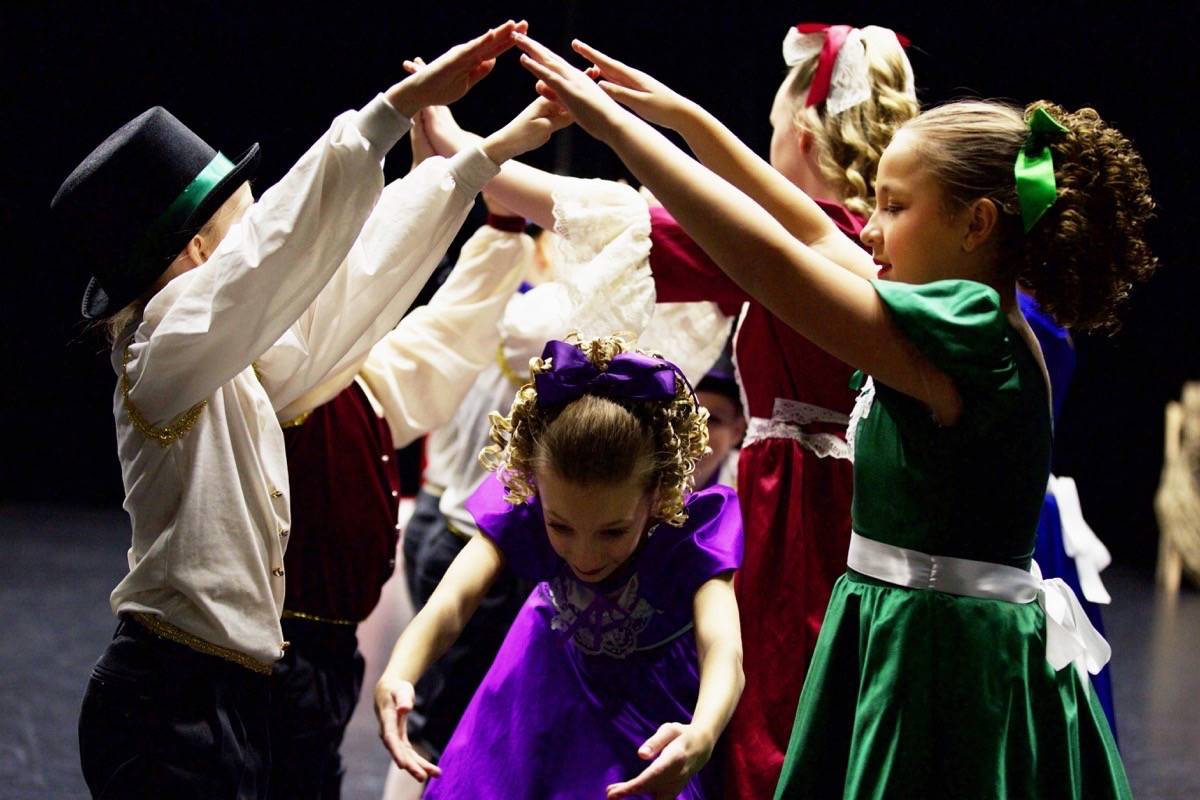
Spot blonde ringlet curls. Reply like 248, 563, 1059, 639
784, 25, 919, 218
903, 100, 1157, 332
479, 334, 710, 528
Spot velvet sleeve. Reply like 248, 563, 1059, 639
648, 207, 747, 315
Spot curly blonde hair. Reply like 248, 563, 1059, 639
783, 26, 919, 218
903, 100, 1158, 332
479, 334, 710, 527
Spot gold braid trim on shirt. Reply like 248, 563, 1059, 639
496, 343, 528, 390
131, 612, 275, 674
121, 348, 207, 447
280, 409, 314, 429
281, 608, 358, 626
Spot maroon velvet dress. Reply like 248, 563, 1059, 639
648, 203, 865, 799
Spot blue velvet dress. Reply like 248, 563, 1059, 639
1021, 292, 1117, 736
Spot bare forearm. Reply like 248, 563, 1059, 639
431, 124, 559, 229
603, 114, 962, 418
691, 640, 744, 746
674, 102, 876, 280
380, 595, 473, 685
490, 159, 560, 229
605, 111, 872, 350
675, 101, 833, 244
379, 537, 500, 684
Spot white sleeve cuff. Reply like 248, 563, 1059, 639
356, 93, 412, 155
447, 145, 502, 197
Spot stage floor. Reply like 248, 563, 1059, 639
2, 503, 1198, 799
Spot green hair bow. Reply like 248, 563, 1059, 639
1014, 106, 1068, 233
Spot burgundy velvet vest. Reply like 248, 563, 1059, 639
282, 380, 401, 623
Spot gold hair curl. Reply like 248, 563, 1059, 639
785, 26, 919, 218
479, 334, 710, 527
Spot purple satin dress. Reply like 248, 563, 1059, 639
423, 478, 744, 799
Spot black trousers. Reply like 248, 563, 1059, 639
402, 488, 531, 759
78, 615, 271, 800
267, 616, 364, 800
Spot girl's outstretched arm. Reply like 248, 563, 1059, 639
405, 57, 560, 230
514, 33, 962, 424
573, 40, 877, 280
607, 573, 743, 800
374, 535, 505, 781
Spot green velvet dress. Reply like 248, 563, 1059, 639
774, 280, 1129, 799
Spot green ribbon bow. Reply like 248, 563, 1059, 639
1014, 107, 1068, 233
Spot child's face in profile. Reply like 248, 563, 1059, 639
860, 128, 970, 285
536, 467, 656, 584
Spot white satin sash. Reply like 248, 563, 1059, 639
847, 532, 1112, 683
1048, 475, 1113, 605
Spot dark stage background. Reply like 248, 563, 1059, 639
3, 2, 1196, 569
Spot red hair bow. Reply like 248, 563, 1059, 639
790, 23, 912, 109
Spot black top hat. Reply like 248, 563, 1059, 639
51, 107, 260, 319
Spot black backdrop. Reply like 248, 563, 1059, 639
3, 1, 1196, 568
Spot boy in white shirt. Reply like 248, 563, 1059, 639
51, 21, 569, 798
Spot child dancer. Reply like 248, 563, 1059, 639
417, 26, 916, 796
398, 178, 661, 770
268, 120, 538, 798
51, 21, 571, 798
1021, 291, 1118, 734
375, 335, 744, 799
389, 90, 731, 788
516, 33, 1152, 798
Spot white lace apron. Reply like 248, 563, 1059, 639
744, 397, 853, 461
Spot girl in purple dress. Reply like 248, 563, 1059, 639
374, 334, 745, 799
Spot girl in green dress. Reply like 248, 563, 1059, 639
511, 33, 1155, 799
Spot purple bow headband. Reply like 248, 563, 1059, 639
533, 340, 693, 408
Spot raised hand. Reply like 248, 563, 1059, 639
374, 674, 442, 782
572, 40, 692, 130
386, 20, 528, 118
606, 721, 714, 800
512, 32, 630, 142
422, 102, 478, 158
410, 110, 436, 169
404, 57, 484, 158
479, 96, 573, 166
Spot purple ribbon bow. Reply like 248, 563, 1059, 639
534, 340, 691, 407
